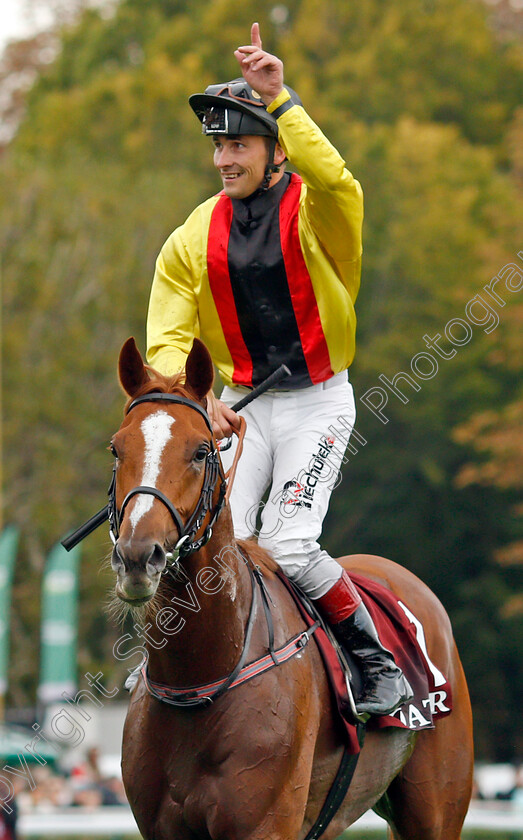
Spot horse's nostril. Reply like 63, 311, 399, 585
112, 540, 164, 576
146, 543, 167, 576
111, 544, 125, 573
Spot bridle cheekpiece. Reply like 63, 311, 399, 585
108, 392, 226, 565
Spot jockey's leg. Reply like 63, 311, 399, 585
313, 568, 413, 716
254, 376, 412, 716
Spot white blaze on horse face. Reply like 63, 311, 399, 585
129, 411, 176, 533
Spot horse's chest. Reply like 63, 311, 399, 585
164, 723, 235, 785
123, 711, 231, 836
128, 688, 303, 837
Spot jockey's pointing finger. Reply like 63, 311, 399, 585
251, 21, 262, 48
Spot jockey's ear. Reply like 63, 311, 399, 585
274, 142, 286, 166
185, 338, 214, 402
118, 337, 150, 396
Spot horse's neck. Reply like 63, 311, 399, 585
145, 516, 252, 687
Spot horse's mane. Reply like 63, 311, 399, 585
238, 539, 280, 577
124, 366, 196, 413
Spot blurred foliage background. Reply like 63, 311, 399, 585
0, 0, 521, 761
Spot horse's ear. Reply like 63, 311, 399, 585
185, 338, 214, 402
118, 337, 150, 397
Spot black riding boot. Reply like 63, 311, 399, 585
332, 601, 413, 716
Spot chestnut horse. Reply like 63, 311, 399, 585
111, 337, 473, 840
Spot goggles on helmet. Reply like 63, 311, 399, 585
203, 83, 266, 108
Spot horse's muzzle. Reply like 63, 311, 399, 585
111, 540, 167, 602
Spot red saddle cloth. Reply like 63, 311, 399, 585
279, 572, 453, 755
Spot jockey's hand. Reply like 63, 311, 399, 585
206, 392, 241, 439
234, 22, 284, 107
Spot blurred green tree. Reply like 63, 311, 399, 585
0, 0, 521, 759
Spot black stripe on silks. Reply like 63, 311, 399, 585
271, 99, 295, 120
228, 175, 312, 389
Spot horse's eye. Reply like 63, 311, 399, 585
194, 445, 209, 463
109, 443, 119, 458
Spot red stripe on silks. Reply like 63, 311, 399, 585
207, 194, 253, 386
280, 174, 334, 384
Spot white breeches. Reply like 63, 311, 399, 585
219, 373, 356, 599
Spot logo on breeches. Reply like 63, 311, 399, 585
279, 435, 336, 516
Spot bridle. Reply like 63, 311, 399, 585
60, 362, 285, 555
109, 392, 226, 563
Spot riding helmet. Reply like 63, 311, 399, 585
189, 78, 302, 138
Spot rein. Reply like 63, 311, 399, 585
109, 392, 227, 561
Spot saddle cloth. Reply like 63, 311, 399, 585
278, 571, 453, 754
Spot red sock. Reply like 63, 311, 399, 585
314, 571, 361, 623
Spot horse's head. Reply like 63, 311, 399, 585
110, 337, 222, 604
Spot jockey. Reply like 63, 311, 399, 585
146, 23, 412, 716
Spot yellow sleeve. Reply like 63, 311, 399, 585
269, 95, 363, 265
146, 221, 200, 376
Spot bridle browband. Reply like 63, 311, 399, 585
128, 392, 214, 430
109, 392, 226, 562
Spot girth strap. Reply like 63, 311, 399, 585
303, 724, 365, 840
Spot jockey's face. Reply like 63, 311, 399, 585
213, 135, 281, 198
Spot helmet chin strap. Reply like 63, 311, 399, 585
260, 136, 281, 191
